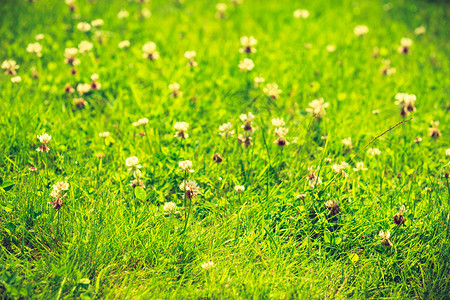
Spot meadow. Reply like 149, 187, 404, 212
1, 0, 449, 298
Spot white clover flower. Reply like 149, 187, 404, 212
353, 25, 369, 37
37, 133, 52, 144
141, 7, 151, 18
398, 37, 413, 54
414, 26, 426, 35
367, 148, 381, 156
293, 9, 309, 19
239, 112, 254, 123
11, 76, 21, 83
238, 58, 254, 72
306, 98, 329, 119
126, 156, 142, 173
254, 76, 265, 87
394, 93, 416, 116
77, 22, 91, 32
35, 33, 44, 40
26, 42, 43, 57
326, 45, 336, 52
119, 40, 131, 49
234, 185, 245, 193
216, 3, 227, 12
91, 19, 104, 27
174, 122, 189, 139
99, 132, 110, 138
264, 83, 282, 99
332, 162, 349, 177
307, 166, 322, 188
2, 60, 20, 75
169, 82, 183, 98
342, 137, 353, 148
274, 127, 288, 137
53, 181, 69, 192
239, 36, 257, 54
271, 118, 285, 127
179, 180, 200, 199
64, 48, 80, 66
118, 10, 130, 19
179, 160, 194, 172
164, 202, 177, 215
184, 50, 196, 60
142, 42, 160, 60
78, 40, 93, 53
353, 162, 368, 172
379, 230, 392, 247
201, 261, 215, 271
77, 83, 91, 95
218, 122, 235, 137
446, 149, 450, 157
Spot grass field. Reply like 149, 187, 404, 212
1, 0, 449, 298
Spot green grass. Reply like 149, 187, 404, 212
1, 0, 449, 298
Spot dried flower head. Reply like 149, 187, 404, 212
73, 97, 87, 109
395, 93, 416, 116
393, 205, 406, 225
379, 230, 393, 247
179, 180, 200, 199
307, 166, 322, 188
398, 37, 413, 54
428, 121, 441, 139
213, 153, 223, 163
325, 199, 341, 216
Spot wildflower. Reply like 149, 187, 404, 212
89, 73, 101, 90
64, 83, 75, 93
353, 25, 369, 37
342, 137, 353, 150
26, 42, 43, 57
130, 171, 145, 189
239, 36, 257, 54
234, 185, 245, 193
446, 149, 450, 157
307, 166, 322, 188
271, 118, 285, 127
332, 162, 349, 177
238, 134, 252, 147
414, 137, 422, 144
372, 109, 380, 115
306, 98, 329, 119
179, 180, 200, 199
133, 118, 149, 127
77, 22, 91, 32
164, 202, 177, 215
380, 60, 396, 76
78, 40, 93, 53
91, 19, 104, 27
184, 51, 198, 67
141, 7, 151, 18
240, 113, 255, 132
393, 205, 406, 225
326, 45, 336, 52
126, 156, 142, 174
119, 40, 130, 49
77, 83, 91, 95
428, 121, 441, 138
169, 82, 183, 98
394, 93, 416, 116
73, 97, 87, 109
11, 76, 21, 83
218, 122, 235, 137
64, 48, 80, 66
293, 9, 309, 19
414, 26, 426, 35
216, 3, 227, 19
179, 160, 194, 173
379, 230, 393, 247
367, 148, 381, 156
174, 122, 189, 139
274, 127, 289, 147
36, 133, 51, 152
263, 83, 282, 99
49, 181, 69, 210
142, 42, 160, 60
201, 261, 215, 270
213, 153, 223, 163
325, 199, 341, 216
98, 132, 110, 139
398, 37, 413, 54
238, 58, 254, 72
353, 162, 368, 172
324, 158, 332, 164
254, 76, 265, 87
2, 60, 19, 75
65, 0, 76, 11
296, 193, 307, 200
118, 10, 130, 19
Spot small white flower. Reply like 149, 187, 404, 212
353, 162, 368, 172
99, 132, 110, 138
77, 83, 91, 95
11, 76, 21, 83
367, 148, 381, 156
179, 160, 194, 173
118, 10, 130, 19
264, 83, 282, 99
234, 185, 245, 193
174, 122, 189, 139
37, 133, 52, 144
446, 149, 450, 157
293, 9, 309, 19
306, 98, 329, 119
126, 156, 142, 172
119, 40, 131, 49
219, 122, 235, 137
26, 42, 43, 57
78, 40, 93, 53
271, 118, 285, 127
414, 26, 426, 35
238, 58, 254, 72
163, 202, 177, 215
77, 22, 91, 32
239, 36, 257, 54
326, 45, 336, 52
342, 137, 353, 148
35, 33, 44, 40
354, 25, 369, 37
91, 19, 104, 27
201, 261, 215, 271
142, 42, 160, 60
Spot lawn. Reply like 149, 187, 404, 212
0, 0, 449, 298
